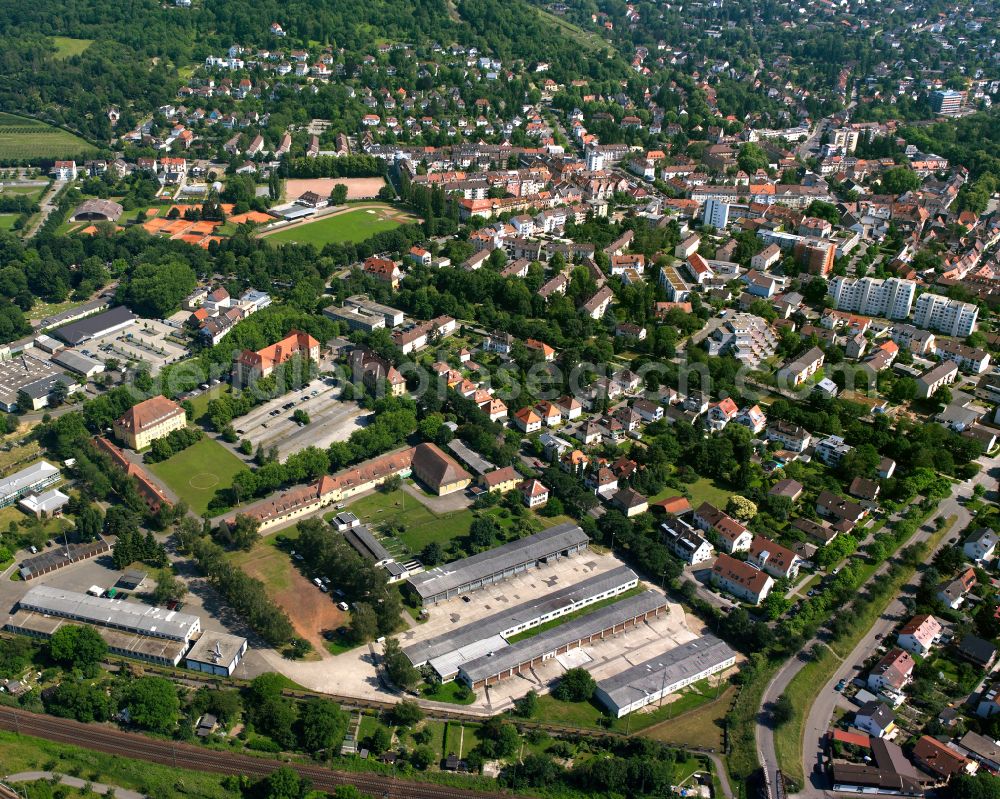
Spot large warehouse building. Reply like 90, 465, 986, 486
594, 635, 737, 717
407, 522, 590, 604
458, 589, 669, 689
6, 585, 202, 667
404, 564, 639, 681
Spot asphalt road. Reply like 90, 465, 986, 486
756, 449, 1000, 797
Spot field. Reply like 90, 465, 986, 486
147, 437, 245, 515
285, 177, 387, 201
230, 532, 347, 653
263, 203, 413, 247
51, 36, 94, 59
652, 476, 733, 510
646, 684, 735, 749
0, 112, 97, 161
0, 214, 16, 231
0, 730, 233, 799
341, 488, 475, 554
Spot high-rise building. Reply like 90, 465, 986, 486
703, 198, 731, 229
794, 239, 836, 276
585, 147, 605, 171
827, 276, 916, 320
930, 90, 964, 116
913, 293, 978, 337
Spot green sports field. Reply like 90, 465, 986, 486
264, 205, 410, 247
147, 436, 245, 515
0, 112, 97, 162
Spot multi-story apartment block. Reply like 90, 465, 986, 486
913, 293, 978, 337
705, 311, 778, 368
827, 276, 915, 320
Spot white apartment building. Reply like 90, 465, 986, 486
827, 276, 915, 320
913, 293, 979, 337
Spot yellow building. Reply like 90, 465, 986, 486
481, 466, 521, 494
113, 395, 187, 451
410, 442, 472, 496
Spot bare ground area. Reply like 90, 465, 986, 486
285, 177, 386, 201
238, 547, 346, 654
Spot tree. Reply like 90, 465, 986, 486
772, 693, 794, 726
348, 602, 379, 644
469, 516, 500, 550
262, 766, 303, 799
330, 184, 349, 205
228, 514, 261, 551
365, 725, 392, 755
124, 676, 180, 733
553, 668, 596, 702
45, 680, 111, 722
933, 384, 953, 409
420, 541, 443, 566
948, 773, 1000, 799
151, 569, 188, 605
514, 689, 538, 718
382, 637, 419, 690
391, 699, 424, 727
292, 409, 310, 425
738, 142, 769, 174
726, 495, 757, 521
881, 167, 922, 196
49, 625, 108, 672
118, 260, 197, 317
410, 744, 435, 770
300, 699, 348, 752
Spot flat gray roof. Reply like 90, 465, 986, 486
52, 349, 105, 375
0, 461, 59, 502
407, 523, 588, 601
596, 635, 736, 710
7, 609, 188, 665
19, 585, 200, 641
52, 306, 136, 345
459, 589, 667, 684
0, 356, 63, 407
403, 564, 639, 668
186, 631, 248, 666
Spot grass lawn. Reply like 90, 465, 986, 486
533, 678, 724, 734
0, 214, 17, 231
444, 721, 481, 758
51, 36, 94, 59
148, 436, 245, 515
0, 730, 232, 798
683, 476, 734, 509
646, 685, 735, 750
188, 383, 232, 424
265, 207, 407, 247
229, 537, 295, 591
340, 489, 475, 555
0, 438, 42, 473
420, 681, 476, 705
505, 585, 645, 644
0, 112, 97, 161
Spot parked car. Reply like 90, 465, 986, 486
835, 679, 847, 692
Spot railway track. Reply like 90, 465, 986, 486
0, 707, 523, 799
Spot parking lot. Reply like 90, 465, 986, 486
234, 377, 369, 460
90, 319, 189, 374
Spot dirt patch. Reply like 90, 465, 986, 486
239, 549, 345, 653
285, 177, 386, 201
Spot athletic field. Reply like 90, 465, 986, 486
148, 437, 245, 515
263, 203, 414, 247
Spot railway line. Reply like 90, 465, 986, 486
0, 706, 523, 799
